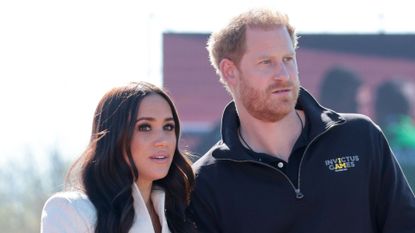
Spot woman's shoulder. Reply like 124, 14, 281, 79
46, 191, 88, 201
44, 191, 94, 213
41, 191, 96, 233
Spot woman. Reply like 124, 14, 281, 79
41, 82, 195, 233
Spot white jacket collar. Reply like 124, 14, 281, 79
131, 183, 171, 233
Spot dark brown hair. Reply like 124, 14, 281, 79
66, 81, 195, 233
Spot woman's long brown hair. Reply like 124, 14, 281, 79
66, 82, 195, 233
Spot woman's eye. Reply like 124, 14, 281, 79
137, 124, 151, 132
164, 123, 175, 131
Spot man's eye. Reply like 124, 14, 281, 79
137, 124, 151, 131
164, 123, 175, 131
283, 57, 293, 62
260, 59, 272, 64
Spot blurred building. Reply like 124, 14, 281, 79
163, 33, 415, 155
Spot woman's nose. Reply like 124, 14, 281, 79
153, 131, 172, 148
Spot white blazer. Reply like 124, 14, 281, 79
41, 184, 171, 233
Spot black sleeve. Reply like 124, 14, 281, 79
374, 130, 415, 233
187, 174, 222, 233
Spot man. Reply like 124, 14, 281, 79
188, 8, 415, 233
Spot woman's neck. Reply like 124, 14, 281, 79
136, 179, 152, 205
136, 179, 161, 233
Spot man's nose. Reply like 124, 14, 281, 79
273, 62, 290, 81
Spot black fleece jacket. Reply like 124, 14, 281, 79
188, 88, 415, 233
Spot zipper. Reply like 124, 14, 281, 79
296, 120, 346, 199
218, 120, 346, 200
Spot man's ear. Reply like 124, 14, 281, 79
219, 58, 239, 88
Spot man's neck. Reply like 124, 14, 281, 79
237, 105, 304, 162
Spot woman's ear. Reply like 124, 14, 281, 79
219, 58, 239, 89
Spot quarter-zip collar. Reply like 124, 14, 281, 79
212, 87, 346, 161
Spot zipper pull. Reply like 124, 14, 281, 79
295, 189, 304, 199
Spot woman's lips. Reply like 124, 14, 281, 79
149, 153, 169, 163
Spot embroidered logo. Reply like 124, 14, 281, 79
324, 155, 359, 172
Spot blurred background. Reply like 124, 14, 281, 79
1, 0, 414, 232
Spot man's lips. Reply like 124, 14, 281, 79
272, 88, 291, 94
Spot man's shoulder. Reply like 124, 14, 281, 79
333, 112, 384, 138
192, 140, 228, 174
193, 147, 218, 171
339, 112, 380, 130
339, 112, 371, 121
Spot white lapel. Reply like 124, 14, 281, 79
151, 188, 171, 233
129, 184, 171, 233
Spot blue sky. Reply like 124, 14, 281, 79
0, 0, 413, 165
